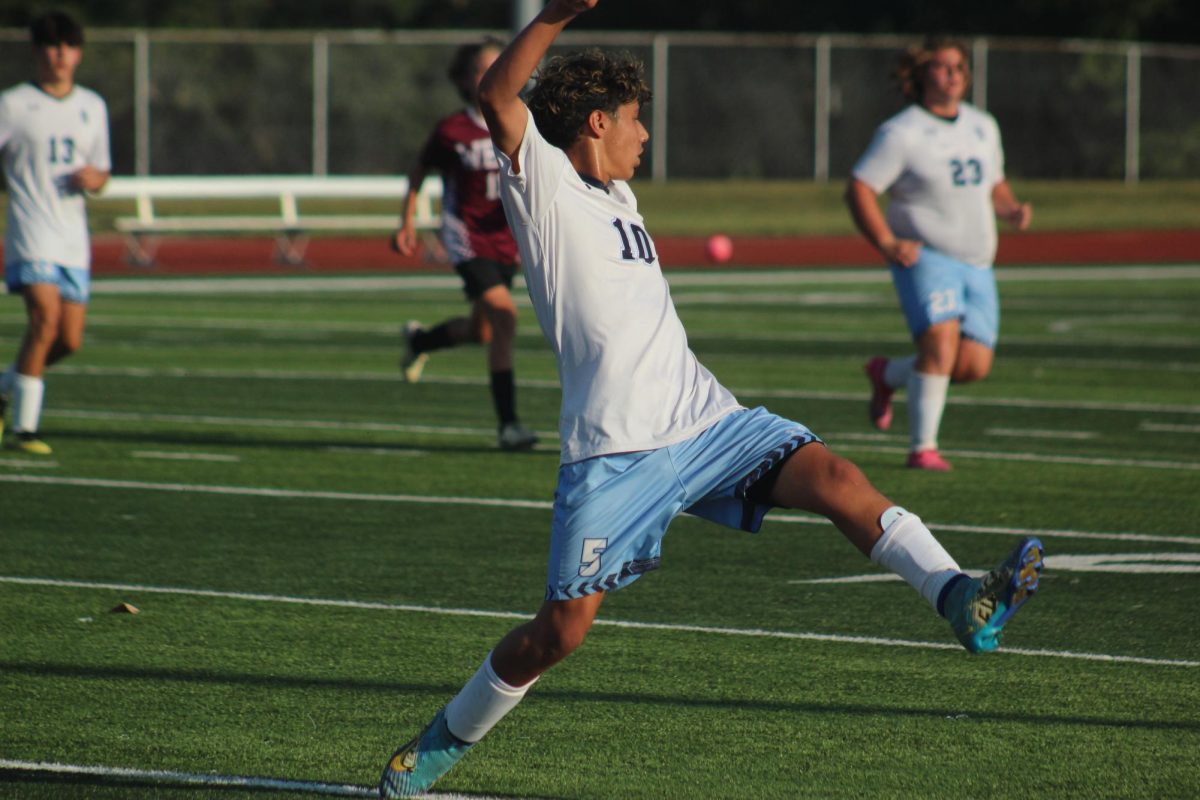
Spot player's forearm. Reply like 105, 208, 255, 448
991, 180, 1020, 215
478, 0, 592, 155
844, 178, 894, 252
991, 179, 1032, 228
401, 163, 430, 227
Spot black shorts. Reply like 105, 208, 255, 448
455, 258, 518, 301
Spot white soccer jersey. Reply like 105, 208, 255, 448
0, 82, 110, 269
852, 103, 1005, 268
497, 108, 741, 464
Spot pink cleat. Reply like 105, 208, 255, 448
864, 357, 894, 431
906, 449, 953, 471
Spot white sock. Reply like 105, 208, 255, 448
883, 355, 916, 389
12, 373, 45, 434
870, 506, 962, 612
443, 653, 537, 743
907, 371, 950, 451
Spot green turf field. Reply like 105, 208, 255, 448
2, 265, 1198, 798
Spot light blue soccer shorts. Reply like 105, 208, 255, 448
890, 247, 999, 348
5, 260, 91, 304
545, 406, 821, 601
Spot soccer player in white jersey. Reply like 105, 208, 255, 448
378, 6, 1043, 796
0, 11, 110, 455
846, 37, 1032, 471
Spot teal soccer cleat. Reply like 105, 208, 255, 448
942, 537, 1044, 653
379, 708, 473, 798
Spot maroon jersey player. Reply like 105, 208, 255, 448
392, 38, 537, 451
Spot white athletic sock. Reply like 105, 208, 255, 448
907, 371, 950, 451
0, 364, 16, 397
12, 373, 45, 434
883, 355, 916, 390
870, 506, 962, 612
443, 653, 537, 744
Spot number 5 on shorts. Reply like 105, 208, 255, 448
579, 538, 608, 577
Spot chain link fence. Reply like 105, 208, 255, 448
2, 28, 1197, 181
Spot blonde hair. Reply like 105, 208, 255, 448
894, 37, 971, 103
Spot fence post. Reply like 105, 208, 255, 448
134, 31, 150, 176
313, 34, 330, 176
652, 34, 669, 183
814, 35, 831, 182
972, 37, 988, 110
1125, 43, 1141, 185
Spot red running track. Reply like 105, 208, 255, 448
88, 229, 1200, 276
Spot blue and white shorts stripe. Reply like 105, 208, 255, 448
890, 247, 999, 348
5, 260, 91, 304
545, 406, 821, 601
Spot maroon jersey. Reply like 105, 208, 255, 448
419, 108, 518, 265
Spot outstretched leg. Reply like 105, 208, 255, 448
766, 444, 1042, 651
380, 593, 603, 798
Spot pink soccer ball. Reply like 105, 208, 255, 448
705, 234, 733, 264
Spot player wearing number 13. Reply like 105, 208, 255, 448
846, 38, 1031, 471
377, 6, 1043, 797
0, 12, 111, 455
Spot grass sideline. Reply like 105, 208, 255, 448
63, 179, 1200, 238
1, 266, 1198, 798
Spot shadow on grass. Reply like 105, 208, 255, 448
4, 660, 1196, 734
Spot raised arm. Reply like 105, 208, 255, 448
477, 0, 597, 166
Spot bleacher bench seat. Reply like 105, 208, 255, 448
100, 175, 442, 267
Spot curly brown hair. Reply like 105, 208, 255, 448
894, 36, 971, 103
526, 49, 653, 150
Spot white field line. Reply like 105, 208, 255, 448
793, 553, 1200, 581
3, 472, 1198, 547
41, 315, 1200, 352
48, 408, 503, 437
985, 427, 1099, 440
132, 450, 241, 463
0, 759, 507, 800
41, 366, 1200, 415
0, 458, 59, 469
84, 264, 1200, 296
1048, 312, 1190, 333
1, 575, 1195, 669
18, 404, 1200, 471
834, 443, 1200, 471
1141, 421, 1200, 434
324, 446, 426, 456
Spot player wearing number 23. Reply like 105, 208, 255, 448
846, 37, 1031, 471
